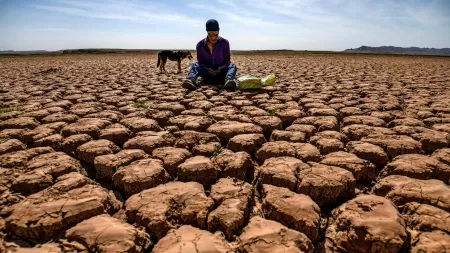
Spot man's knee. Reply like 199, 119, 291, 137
228, 63, 237, 70
190, 62, 199, 68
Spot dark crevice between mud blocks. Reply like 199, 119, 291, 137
315, 212, 330, 252
79, 162, 96, 180
398, 229, 412, 253
3, 229, 67, 250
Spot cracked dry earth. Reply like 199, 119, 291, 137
0, 53, 450, 253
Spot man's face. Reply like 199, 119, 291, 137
207, 31, 219, 44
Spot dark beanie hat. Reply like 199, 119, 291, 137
206, 19, 220, 31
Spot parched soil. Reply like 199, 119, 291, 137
1, 53, 450, 252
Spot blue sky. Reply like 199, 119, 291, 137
0, 0, 449, 51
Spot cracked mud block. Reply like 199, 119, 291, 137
6, 173, 120, 240
192, 142, 221, 157
173, 130, 220, 150
0, 129, 26, 141
85, 110, 123, 123
207, 178, 252, 240
70, 102, 103, 117
238, 216, 313, 253
251, 116, 283, 137
99, 123, 133, 147
341, 124, 395, 141
342, 115, 386, 127
339, 107, 364, 118
298, 163, 356, 207
402, 202, 450, 234
311, 137, 344, 155
320, 151, 376, 183
0, 117, 40, 130
411, 130, 450, 154
150, 102, 186, 115
433, 123, 450, 134
309, 108, 339, 117
62, 134, 92, 157
370, 111, 397, 122
275, 109, 307, 127
20, 109, 51, 121
346, 141, 389, 168
292, 143, 321, 163
0, 139, 26, 155
261, 184, 321, 242
206, 121, 263, 142
167, 115, 214, 132
325, 195, 408, 253
94, 149, 148, 181
65, 214, 152, 252
33, 134, 63, 151
23, 126, 55, 145
432, 148, 450, 165
13, 152, 81, 195
380, 154, 450, 183
226, 133, 266, 154
255, 141, 296, 163
125, 181, 214, 239
41, 113, 79, 124
255, 141, 321, 164
0, 147, 54, 169
285, 124, 317, 139
177, 156, 221, 186
241, 106, 270, 117
152, 147, 192, 178
371, 175, 450, 212
361, 135, 423, 159
113, 158, 170, 197
409, 230, 450, 253
213, 149, 253, 181
269, 130, 306, 143
61, 118, 111, 139
257, 157, 309, 191
152, 225, 233, 253
77, 140, 120, 165
120, 117, 162, 133
293, 116, 338, 131
149, 110, 174, 127
123, 133, 173, 154
387, 117, 426, 128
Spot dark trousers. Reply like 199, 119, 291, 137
187, 62, 237, 85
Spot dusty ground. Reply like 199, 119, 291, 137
0, 53, 450, 253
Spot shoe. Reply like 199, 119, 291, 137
182, 78, 198, 90
196, 76, 204, 86
222, 79, 237, 90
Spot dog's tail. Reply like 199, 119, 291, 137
157, 53, 161, 67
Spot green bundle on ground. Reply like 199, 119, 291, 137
237, 74, 276, 89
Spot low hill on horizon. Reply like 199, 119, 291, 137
344, 46, 450, 56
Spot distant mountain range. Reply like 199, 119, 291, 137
344, 46, 450, 56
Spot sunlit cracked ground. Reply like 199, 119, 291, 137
1, 53, 450, 252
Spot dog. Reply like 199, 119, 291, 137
157, 50, 193, 73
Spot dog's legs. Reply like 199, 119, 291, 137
158, 55, 163, 73
163, 58, 168, 73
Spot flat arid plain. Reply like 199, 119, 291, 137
1, 53, 450, 252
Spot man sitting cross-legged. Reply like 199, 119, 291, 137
182, 19, 237, 91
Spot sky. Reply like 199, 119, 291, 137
0, 0, 449, 51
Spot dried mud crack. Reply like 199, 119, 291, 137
1, 53, 450, 252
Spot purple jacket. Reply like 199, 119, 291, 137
196, 36, 231, 71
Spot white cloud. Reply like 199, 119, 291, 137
31, 0, 202, 25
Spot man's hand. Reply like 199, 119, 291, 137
207, 68, 217, 76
